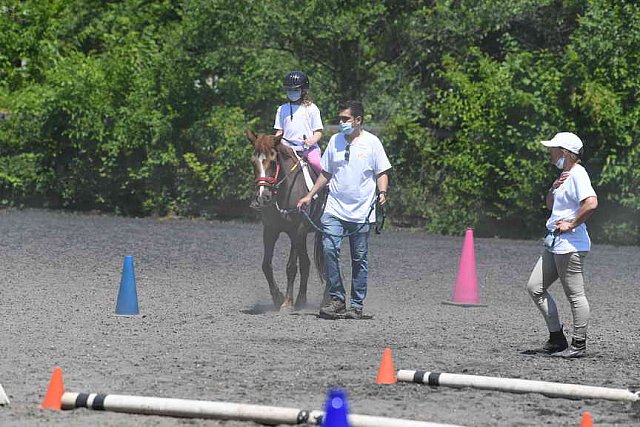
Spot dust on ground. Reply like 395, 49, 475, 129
1, 208, 639, 426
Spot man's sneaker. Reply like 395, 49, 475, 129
344, 307, 363, 320
551, 339, 586, 359
319, 297, 346, 319
543, 330, 568, 354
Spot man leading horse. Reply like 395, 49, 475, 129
298, 100, 391, 319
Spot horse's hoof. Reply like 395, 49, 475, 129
272, 294, 285, 309
294, 299, 307, 310
279, 302, 294, 313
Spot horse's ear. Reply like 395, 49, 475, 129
273, 135, 282, 146
246, 129, 257, 144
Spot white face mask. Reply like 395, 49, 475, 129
554, 156, 565, 169
287, 90, 301, 102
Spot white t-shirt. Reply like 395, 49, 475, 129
546, 164, 597, 254
321, 130, 392, 223
274, 102, 323, 150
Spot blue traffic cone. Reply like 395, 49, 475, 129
322, 388, 350, 427
115, 255, 139, 315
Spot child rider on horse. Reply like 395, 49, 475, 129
274, 70, 324, 176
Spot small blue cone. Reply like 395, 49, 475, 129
115, 255, 139, 315
322, 388, 350, 427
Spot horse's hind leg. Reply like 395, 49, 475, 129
295, 229, 310, 310
263, 228, 284, 309
281, 232, 298, 311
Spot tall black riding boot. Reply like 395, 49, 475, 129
543, 330, 568, 354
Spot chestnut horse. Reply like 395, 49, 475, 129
247, 130, 325, 310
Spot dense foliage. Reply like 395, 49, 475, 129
1, 0, 638, 243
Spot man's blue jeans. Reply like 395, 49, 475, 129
321, 212, 370, 309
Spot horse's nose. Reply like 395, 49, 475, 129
250, 198, 262, 211
250, 193, 272, 211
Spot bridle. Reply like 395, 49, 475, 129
255, 161, 282, 192
254, 152, 302, 196
252, 152, 305, 217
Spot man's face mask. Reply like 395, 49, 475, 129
339, 121, 354, 135
287, 90, 301, 102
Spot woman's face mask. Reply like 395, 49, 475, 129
287, 90, 301, 102
554, 156, 565, 169
339, 121, 354, 135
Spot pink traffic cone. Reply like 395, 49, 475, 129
442, 228, 486, 307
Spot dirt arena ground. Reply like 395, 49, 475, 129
1, 208, 639, 426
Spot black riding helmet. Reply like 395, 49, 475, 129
282, 71, 309, 91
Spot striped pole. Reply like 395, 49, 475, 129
398, 370, 640, 403
61, 392, 464, 427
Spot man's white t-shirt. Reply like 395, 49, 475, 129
321, 130, 392, 223
274, 103, 323, 150
546, 164, 597, 254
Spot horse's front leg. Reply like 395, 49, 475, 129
281, 231, 298, 311
295, 228, 310, 310
263, 228, 284, 309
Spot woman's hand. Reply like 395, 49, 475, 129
555, 220, 574, 234
551, 171, 570, 190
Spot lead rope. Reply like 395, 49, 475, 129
283, 196, 384, 238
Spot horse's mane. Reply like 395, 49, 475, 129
275, 143, 297, 163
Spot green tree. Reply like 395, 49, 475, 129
1, 0, 638, 243
567, 0, 640, 243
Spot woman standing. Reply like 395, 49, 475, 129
526, 132, 598, 358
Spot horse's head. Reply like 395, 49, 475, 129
247, 130, 283, 210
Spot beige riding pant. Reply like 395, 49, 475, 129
525, 250, 589, 341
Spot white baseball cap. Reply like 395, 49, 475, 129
540, 132, 583, 155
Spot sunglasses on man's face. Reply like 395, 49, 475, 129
338, 115, 353, 123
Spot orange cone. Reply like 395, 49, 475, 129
40, 367, 64, 410
580, 412, 593, 427
375, 348, 397, 384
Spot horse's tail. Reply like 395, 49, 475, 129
313, 230, 324, 285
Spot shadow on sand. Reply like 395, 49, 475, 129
240, 303, 278, 315
240, 303, 322, 315
240, 302, 374, 320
